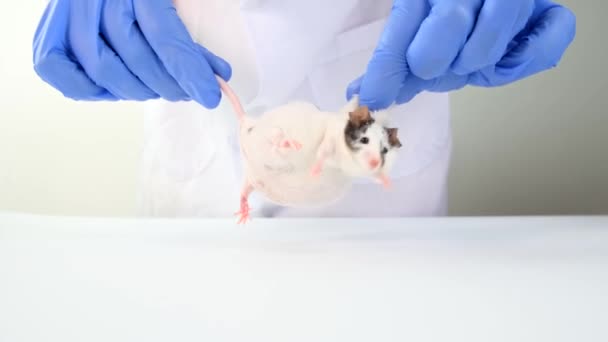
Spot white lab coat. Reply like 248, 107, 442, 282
137, 0, 452, 217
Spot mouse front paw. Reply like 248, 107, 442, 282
310, 162, 323, 177
376, 173, 391, 189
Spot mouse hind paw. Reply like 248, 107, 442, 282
235, 205, 251, 224
235, 197, 252, 224
235, 183, 254, 224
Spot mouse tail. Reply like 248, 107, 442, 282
216, 75, 246, 123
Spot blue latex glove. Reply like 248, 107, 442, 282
32, 0, 231, 108
347, 0, 576, 110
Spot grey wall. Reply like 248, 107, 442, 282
448, 0, 608, 215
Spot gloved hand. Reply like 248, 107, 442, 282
347, 0, 576, 110
32, 0, 231, 108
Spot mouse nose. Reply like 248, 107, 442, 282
368, 158, 380, 169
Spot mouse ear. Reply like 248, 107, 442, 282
385, 127, 402, 148
348, 106, 373, 128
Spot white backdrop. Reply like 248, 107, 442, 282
0, 0, 606, 217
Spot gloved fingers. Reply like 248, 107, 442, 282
69, 1, 158, 101
349, 71, 469, 107
32, 1, 112, 100
198, 45, 233, 82
100, 2, 189, 101
471, 3, 576, 87
395, 73, 470, 104
33, 49, 118, 101
511, 4, 576, 77
77, 36, 160, 101
358, 54, 409, 111
452, 0, 534, 75
133, 0, 231, 109
394, 76, 426, 104
348, 74, 430, 107
371, 0, 429, 55
406, 0, 482, 80
357, 0, 429, 110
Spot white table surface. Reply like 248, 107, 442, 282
1, 212, 608, 342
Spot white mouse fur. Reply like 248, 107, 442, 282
216, 77, 402, 223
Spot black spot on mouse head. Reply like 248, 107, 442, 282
385, 127, 402, 148
345, 106, 375, 150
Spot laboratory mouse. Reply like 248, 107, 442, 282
216, 76, 402, 224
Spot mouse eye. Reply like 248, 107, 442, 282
360, 137, 369, 144
382, 147, 388, 154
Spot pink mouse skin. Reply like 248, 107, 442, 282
216, 76, 402, 224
